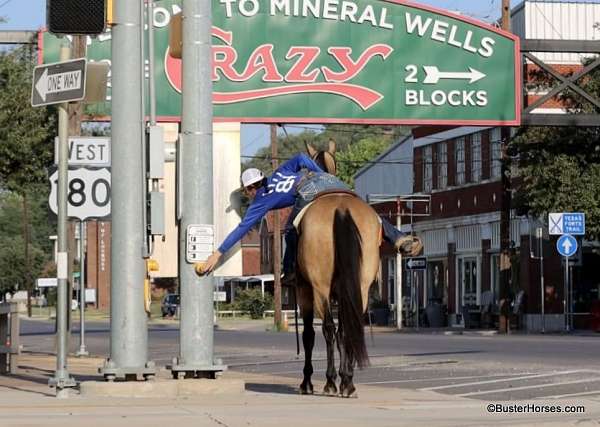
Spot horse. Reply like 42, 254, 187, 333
293, 140, 382, 398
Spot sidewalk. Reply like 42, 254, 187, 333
1, 352, 600, 426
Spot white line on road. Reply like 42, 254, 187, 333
543, 390, 600, 399
456, 378, 600, 397
358, 373, 534, 386
421, 370, 588, 391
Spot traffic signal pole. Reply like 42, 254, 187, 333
169, 0, 225, 378
100, 0, 155, 380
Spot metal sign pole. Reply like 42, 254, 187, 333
49, 39, 76, 395
415, 271, 419, 330
531, 227, 546, 334
76, 221, 88, 357
564, 256, 569, 332
395, 198, 402, 330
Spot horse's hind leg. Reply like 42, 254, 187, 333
300, 310, 315, 395
323, 310, 337, 396
336, 323, 357, 398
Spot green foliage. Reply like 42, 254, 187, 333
510, 125, 600, 241
0, 188, 55, 296
233, 288, 274, 319
0, 47, 56, 298
0, 47, 54, 193
510, 55, 600, 240
0, 235, 46, 295
337, 137, 395, 188
242, 125, 408, 187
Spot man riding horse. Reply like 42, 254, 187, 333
199, 147, 423, 278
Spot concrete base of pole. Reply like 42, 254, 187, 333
48, 375, 77, 390
99, 359, 157, 381
75, 347, 89, 357
167, 359, 227, 380
80, 378, 244, 398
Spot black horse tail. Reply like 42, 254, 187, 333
333, 208, 369, 369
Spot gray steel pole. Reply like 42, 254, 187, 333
395, 199, 403, 330
564, 256, 569, 332
537, 228, 545, 334
170, 0, 224, 378
49, 40, 76, 394
76, 221, 88, 357
101, 0, 155, 380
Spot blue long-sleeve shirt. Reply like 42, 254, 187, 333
218, 154, 324, 254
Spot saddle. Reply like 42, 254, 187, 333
292, 189, 359, 230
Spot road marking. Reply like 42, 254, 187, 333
457, 378, 600, 397
544, 390, 600, 399
421, 370, 586, 391
358, 373, 534, 385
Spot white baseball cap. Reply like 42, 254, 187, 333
241, 168, 264, 188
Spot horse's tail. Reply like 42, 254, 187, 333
333, 208, 369, 369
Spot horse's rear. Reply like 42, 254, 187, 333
296, 194, 381, 397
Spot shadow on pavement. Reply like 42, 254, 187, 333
245, 382, 298, 395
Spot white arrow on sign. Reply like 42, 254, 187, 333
34, 68, 83, 102
423, 66, 486, 84
561, 239, 573, 255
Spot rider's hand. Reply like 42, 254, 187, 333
195, 250, 222, 276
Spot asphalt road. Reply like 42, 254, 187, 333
19, 318, 600, 401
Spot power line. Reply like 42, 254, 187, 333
0, 0, 14, 10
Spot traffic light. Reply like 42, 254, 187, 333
47, 0, 106, 35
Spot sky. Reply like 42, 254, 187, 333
3, 0, 523, 156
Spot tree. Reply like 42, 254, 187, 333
0, 191, 54, 298
242, 125, 408, 184
510, 54, 600, 240
0, 47, 55, 312
336, 136, 396, 187
511, 127, 600, 240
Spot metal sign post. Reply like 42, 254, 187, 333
75, 221, 88, 357
46, 40, 77, 395
530, 227, 545, 333
557, 234, 578, 332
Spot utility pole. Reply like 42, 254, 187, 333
499, 0, 512, 334
169, 0, 224, 378
271, 125, 282, 330
100, 0, 155, 380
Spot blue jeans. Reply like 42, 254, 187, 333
282, 173, 406, 273
283, 172, 348, 274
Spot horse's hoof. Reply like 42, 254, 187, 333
299, 381, 314, 395
339, 385, 357, 398
323, 382, 338, 396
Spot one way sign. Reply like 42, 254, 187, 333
31, 59, 87, 107
405, 257, 427, 271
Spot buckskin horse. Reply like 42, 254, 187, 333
293, 141, 382, 398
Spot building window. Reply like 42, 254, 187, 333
423, 145, 433, 193
490, 128, 502, 179
437, 143, 447, 189
455, 138, 465, 185
471, 133, 482, 182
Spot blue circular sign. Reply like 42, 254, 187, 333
557, 234, 578, 257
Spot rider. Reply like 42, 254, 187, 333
199, 153, 422, 281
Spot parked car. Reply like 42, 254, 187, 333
161, 294, 180, 317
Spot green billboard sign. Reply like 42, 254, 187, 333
41, 0, 520, 125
